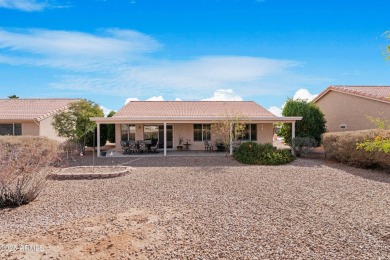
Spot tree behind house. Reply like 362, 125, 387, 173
280, 98, 326, 146
52, 99, 104, 153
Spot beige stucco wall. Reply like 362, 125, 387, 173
113, 122, 275, 152
316, 91, 390, 132
115, 124, 122, 151
39, 115, 67, 142
257, 123, 274, 144
21, 122, 39, 136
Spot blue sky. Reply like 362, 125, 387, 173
0, 0, 389, 115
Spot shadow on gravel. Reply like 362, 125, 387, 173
64, 154, 245, 168
303, 147, 390, 184
322, 158, 390, 184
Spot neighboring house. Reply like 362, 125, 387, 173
0, 98, 79, 141
92, 101, 302, 156
313, 86, 390, 132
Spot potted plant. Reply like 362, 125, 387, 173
177, 135, 183, 151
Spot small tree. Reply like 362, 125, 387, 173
357, 95, 390, 154
211, 111, 247, 156
107, 111, 116, 143
280, 98, 326, 146
8, 95, 19, 99
52, 99, 104, 153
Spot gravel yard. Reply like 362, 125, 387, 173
1, 156, 390, 259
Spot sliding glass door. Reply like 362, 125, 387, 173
143, 125, 173, 148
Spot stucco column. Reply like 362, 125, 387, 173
292, 121, 296, 140
97, 123, 101, 157
230, 122, 233, 156
164, 122, 167, 157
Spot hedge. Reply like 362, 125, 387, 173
234, 142, 295, 165
322, 129, 390, 169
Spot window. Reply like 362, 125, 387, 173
120, 124, 135, 141
194, 124, 211, 141
239, 124, 257, 141
0, 124, 21, 136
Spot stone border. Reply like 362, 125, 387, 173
51, 166, 132, 180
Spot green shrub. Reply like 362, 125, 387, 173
322, 129, 390, 169
280, 98, 326, 146
0, 136, 61, 208
234, 142, 295, 165
291, 137, 317, 157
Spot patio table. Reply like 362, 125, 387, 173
183, 143, 191, 151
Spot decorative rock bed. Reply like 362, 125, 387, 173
51, 166, 132, 180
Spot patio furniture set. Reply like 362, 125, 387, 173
121, 140, 159, 154
204, 139, 242, 153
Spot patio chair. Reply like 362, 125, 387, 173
215, 139, 225, 152
120, 141, 130, 154
128, 141, 138, 154
150, 141, 159, 153
204, 140, 213, 152
138, 140, 148, 153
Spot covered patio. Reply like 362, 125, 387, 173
91, 101, 302, 157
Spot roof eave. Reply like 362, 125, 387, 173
91, 116, 303, 124
313, 86, 390, 104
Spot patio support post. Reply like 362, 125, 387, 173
292, 121, 296, 140
230, 122, 233, 156
291, 121, 296, 156
97, 123, 101, 157
164, 122, 167, 156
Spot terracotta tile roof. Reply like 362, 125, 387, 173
314, 86, 390, 103
0, 99, 79, 121
114, 101, 275, 118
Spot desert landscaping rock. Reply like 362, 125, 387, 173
0, 156, 390, 259
52, 166, 132, 180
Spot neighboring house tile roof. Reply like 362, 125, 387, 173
114, 101, 275, 118
0, 99, 79, 121
313, 86, 390, 103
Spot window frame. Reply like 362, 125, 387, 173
193, 124, 211, 142
239, 123, 257, 141
0, 123, 22, 136
120, 124, 135, 142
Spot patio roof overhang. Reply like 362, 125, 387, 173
90, 116, 303, 124
93, 116, 302, 157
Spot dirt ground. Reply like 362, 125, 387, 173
1, 155, 389, 259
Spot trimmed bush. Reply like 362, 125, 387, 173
292, 137, 317, 157
322, 129, 390, 169
0, 136, 61, 208
234, 142, 295, 165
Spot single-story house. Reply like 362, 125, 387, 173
91, 101, 302, 156
313, 86, 390, 132
0, 98, 79, 141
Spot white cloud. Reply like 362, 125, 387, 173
49, 54, 302, 99
124, 97, 140, 104
201, 89, 243, 101
175, 97, 182, 101
293, 88, 318, 101
100, 105, 115, 116
0, 28, 161, 71
268, 88, 318, 117
0, 27, 331, 102
0, 0, 48, 11
0, 0, 68, 11
124, 95, 164, 104
268, 106, 282, 117
146, 95, 164, 101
